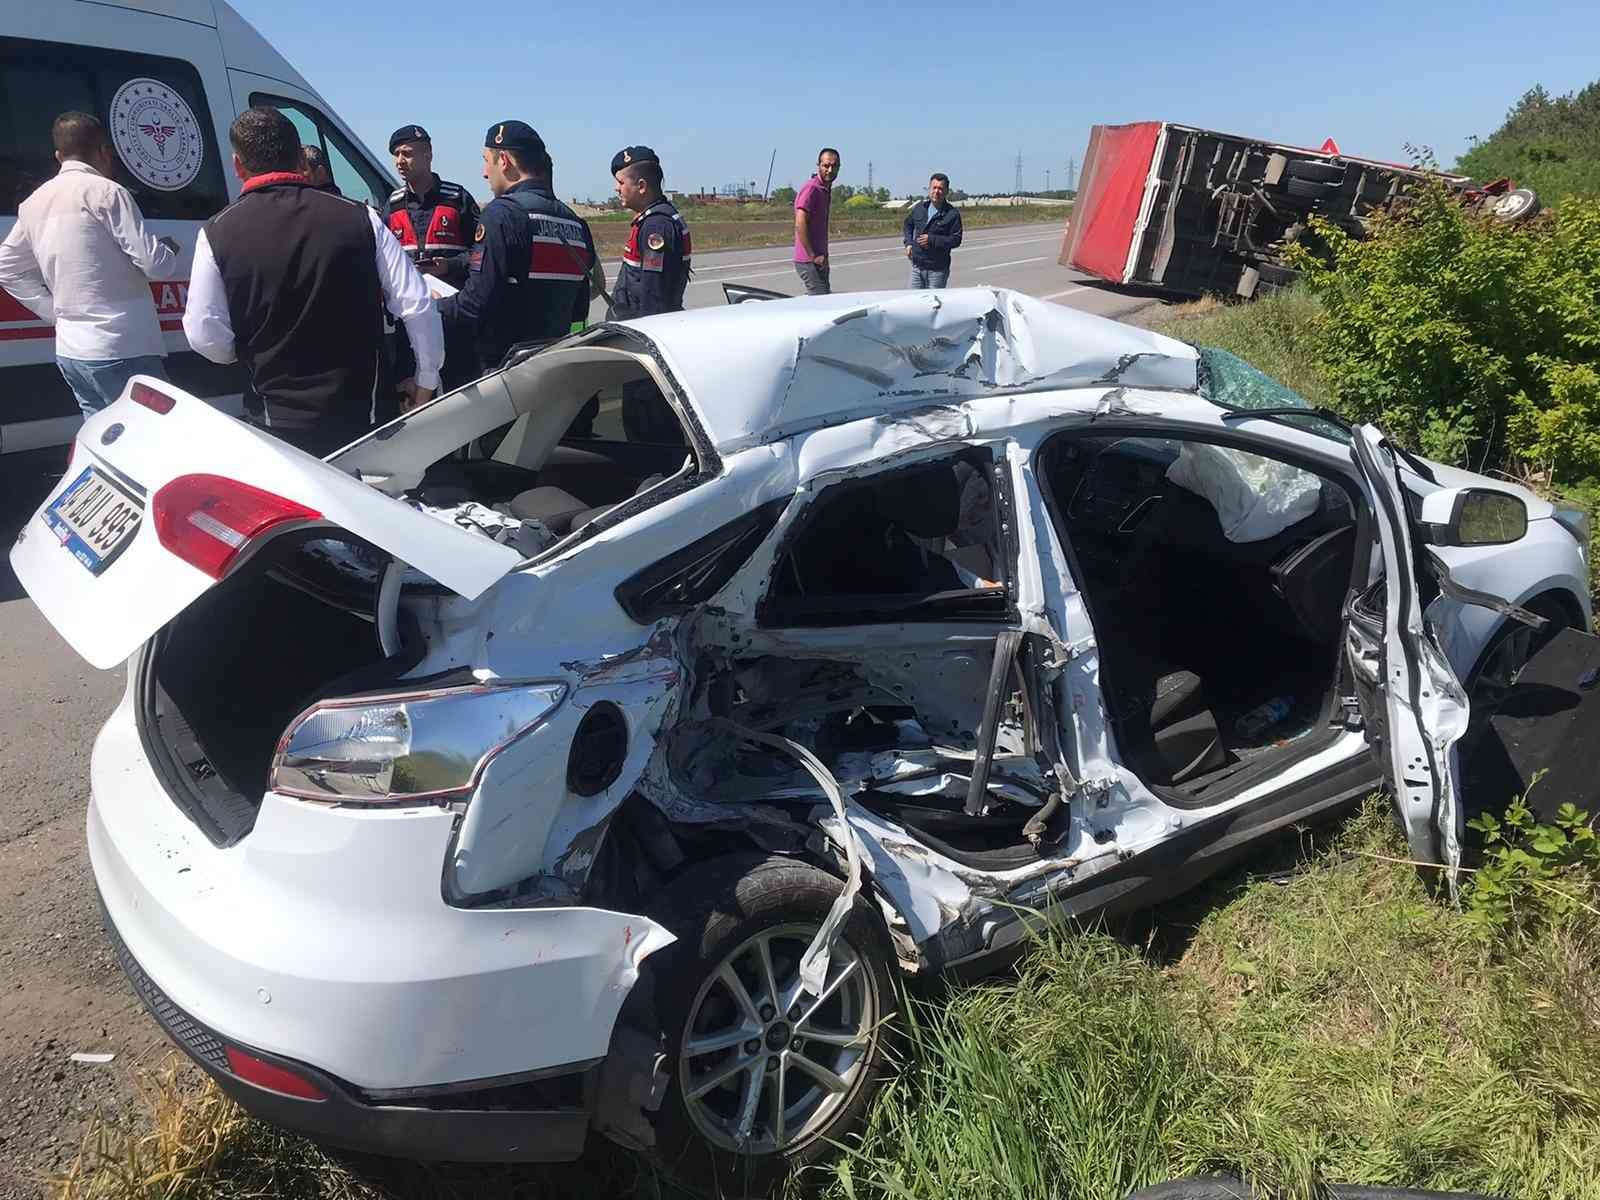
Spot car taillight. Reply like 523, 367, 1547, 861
130, 382, 175, 413
224, 1046, 328, 1101
152, 474, 321, 579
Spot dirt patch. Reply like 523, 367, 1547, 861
0, 489, 144, 1199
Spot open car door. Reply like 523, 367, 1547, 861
10, 379, 521, 670
1347, 425, 1470, 888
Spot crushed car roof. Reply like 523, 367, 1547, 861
619, 288, 1200, 453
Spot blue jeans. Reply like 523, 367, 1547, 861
908, 267, 949, 289
56, 355, 168, 419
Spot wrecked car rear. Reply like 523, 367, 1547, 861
13, 288, 1591, 1187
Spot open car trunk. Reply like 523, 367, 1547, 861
136, 535, 410, 846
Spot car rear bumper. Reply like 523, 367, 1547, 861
98, 886, 596, 1161
88, 691, 673, 1121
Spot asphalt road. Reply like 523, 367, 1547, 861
584, 220, 1149, 324
0, 219, 1161, 1196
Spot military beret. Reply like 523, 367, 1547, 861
388, 125, 430, 153
485, 120, 546, 159
611, 145, 660, 175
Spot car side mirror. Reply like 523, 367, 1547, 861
1419, 487, 1528, 546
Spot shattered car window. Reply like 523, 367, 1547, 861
762, 450, 1008, 626
1197, 347, 1349, 444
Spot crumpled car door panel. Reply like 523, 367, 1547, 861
1348, 425, 1470, 884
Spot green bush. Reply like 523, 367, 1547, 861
1465, 785, 1600, 942
1457, 81, 1600, 204
1288, 188, 1600, 480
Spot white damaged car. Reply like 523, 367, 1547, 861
12, 289, 1592, 1188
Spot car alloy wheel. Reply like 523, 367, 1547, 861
677, 921, 879, 1154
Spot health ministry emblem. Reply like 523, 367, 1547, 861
110, 78, 204, 192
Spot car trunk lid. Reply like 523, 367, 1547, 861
10, 379, 521, 670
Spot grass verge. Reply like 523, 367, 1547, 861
586, 204, 1067, 257
49, 802, 1600, 1200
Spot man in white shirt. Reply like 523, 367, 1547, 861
183, 107, 442, 457
0, 112, 181, 417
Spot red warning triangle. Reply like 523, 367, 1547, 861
1319, 137, 1342, 155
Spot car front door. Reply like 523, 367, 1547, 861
1348, 425, 1470, 887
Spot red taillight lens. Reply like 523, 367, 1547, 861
152, 473, 321, 579
224, 1046, 328, 1101
130, 382, 175, 413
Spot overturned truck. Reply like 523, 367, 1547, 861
1058, 121, 1541, 298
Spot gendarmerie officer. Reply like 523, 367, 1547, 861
439, 121, 598, 372
381, 124, 481, 397
607, 145, 691, 320
383, 124, 479, 285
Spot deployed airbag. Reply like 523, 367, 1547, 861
1167, 442, 1321, 542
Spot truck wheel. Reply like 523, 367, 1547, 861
1491, 188, 1541, 224
1256, 263, 1301, 293
646, 854, 899, 1193
1286, 177, 1339, 200
1286, 160, 1345, 184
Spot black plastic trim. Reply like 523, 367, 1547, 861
614, 494, 790, 624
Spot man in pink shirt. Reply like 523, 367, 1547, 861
793, 147, 840, 295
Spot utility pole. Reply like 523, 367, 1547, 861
1045, 169, 1051, 194
867, 160, 874, 194
1014, 150, 1023, 196
1068, 157, 1076, 192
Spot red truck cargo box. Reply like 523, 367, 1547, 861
1058, 121, 1162, 283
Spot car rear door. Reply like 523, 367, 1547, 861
10, 379, 519, 670
1347, 425, 1470, 887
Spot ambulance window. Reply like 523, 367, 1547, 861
250, 95, 390, 208
0, 37, 228, 218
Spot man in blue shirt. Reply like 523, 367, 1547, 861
903, 173, 963, 289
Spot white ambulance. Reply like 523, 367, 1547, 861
0, 0, 397, 462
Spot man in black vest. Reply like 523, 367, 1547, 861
184, 107, 443, 457
439, 121, 598, 372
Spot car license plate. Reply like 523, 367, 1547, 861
43, 465, 145, 576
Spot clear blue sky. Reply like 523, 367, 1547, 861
239, 0, 1600, 204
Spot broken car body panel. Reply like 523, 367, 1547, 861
626, 288, 1200, 453
1349, 426, 1471, 882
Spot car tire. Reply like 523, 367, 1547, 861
1490, 187, 1541, 224
1286, 160, 1345, 184
643, 853, 899, 1194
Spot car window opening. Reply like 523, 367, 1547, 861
1040, 431, 1361, 806
335, 344, 701, 564
761, 449, 1008, 627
